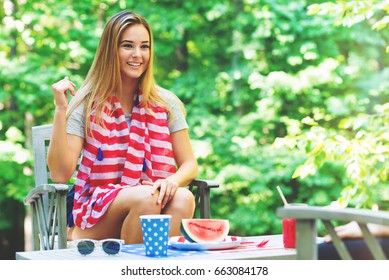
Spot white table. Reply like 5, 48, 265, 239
16, 234, 296, 260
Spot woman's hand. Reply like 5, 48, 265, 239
142, 179, 179, 209
51, 76, 76, 109
324, 221, 389, 242
324, 221, 362, 242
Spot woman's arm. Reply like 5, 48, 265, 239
47, 77, 83, 183
146, 129, 198, 208
169, 128, 199, 187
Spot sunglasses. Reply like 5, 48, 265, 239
76, 239, 124, 256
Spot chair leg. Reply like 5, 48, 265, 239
57, 191, 68, 249
296, 219, 317, 259
31, 203, 40, 251
322, 220, 352, 260
188, 179, 219, 218
358, 223, 387, 260
200, 188, 211, 219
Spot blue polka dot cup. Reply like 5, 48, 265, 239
139, 214, 171, 257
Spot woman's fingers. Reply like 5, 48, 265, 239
64, 76, 76, 96
336, 222, 362, 239
51, 77, 77, 108
144, 179, 178, 209
158, 180, 168, 207
160, 181, 178, 209
324, 221, 362, 242
52, 77, 76, 96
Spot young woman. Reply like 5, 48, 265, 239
48, 10, 198, 244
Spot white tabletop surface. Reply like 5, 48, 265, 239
16, 234, 296, 260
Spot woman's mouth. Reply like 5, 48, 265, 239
127, 62, 142, 68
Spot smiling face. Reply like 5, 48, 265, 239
118, 24, 151, 84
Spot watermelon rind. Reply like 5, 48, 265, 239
180, 219, 230, 243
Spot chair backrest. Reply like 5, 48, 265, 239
32, 124, 53, 186
27, 124, 70, 250
32, 124, 80, 185
277, 206, 389, 260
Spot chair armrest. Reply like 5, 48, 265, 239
188, 179, 219, 219
277, 206, 389, 260
189, 179, 220, 189
24, 184, 71, 205
276, 206, 389, 226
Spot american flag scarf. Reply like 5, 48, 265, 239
72, 93, 176, 229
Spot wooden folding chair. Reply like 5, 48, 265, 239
277, 205, 389, 259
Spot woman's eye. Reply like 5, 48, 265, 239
123, 44, 133, 49
141, 45, 150, 49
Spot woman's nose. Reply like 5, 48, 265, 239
132, 47, 141, 57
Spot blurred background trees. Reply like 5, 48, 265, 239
1, 0, 388, 259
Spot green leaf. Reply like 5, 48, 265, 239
307, 4, 322, 16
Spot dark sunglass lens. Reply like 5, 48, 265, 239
77, 240, 95, 255
102, 241, 121, 255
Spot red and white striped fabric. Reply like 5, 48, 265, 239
72, 93, 176, 229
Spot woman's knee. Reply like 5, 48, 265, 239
178, 187, 195, 203
115, 186, 161, 213
169, 188, 195, 213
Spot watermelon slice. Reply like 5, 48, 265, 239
180, 219, 230, 243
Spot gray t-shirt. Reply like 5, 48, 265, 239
66, 87, 188, 138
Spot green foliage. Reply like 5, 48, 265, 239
274, 103, 389, 209
0, 0, 388, 238
308, 0, 389, 52
0, 127, 33, 229
273, 1, 389, 211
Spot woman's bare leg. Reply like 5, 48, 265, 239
162, 187, 195, 236
68, 185, 161, 244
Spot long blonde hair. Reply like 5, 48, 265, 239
66, 10, 172, 135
